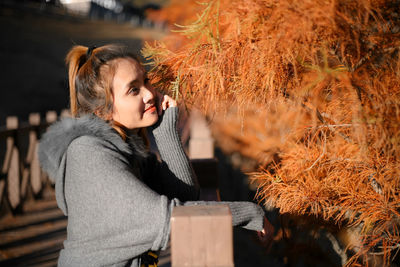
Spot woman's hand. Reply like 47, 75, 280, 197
257, 216, 274, 251
156, 91, 177, 115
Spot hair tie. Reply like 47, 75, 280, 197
86, 45, 96, 58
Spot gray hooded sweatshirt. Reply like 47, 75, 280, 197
38, 107, 264, 267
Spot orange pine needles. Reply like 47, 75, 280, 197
143, 0, 400, 265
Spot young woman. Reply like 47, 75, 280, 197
39, 44, 273, 266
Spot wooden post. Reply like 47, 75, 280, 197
5, 117, 20, 210
189, 109, 214, 159
20, 113, 41, 199
60, 109, 71, 118
46, 111, 57, 124
188, 109, 220, 200
0, 175, 5, 211
29, 113, 42, 196
171, 205, 234, 267
41, 111, 58, 195
0, 110, 61, 214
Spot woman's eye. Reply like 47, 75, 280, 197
128, 87, 139, 95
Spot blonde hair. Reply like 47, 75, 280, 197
65, 44, 148, 144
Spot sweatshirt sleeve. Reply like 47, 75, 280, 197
184, 201, 264, 231
149, 107, 200, 201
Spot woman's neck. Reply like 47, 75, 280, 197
127, 128, 140, 135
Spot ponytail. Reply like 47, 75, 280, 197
65, 45, 87, 117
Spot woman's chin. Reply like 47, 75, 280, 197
146, 114, 159, 127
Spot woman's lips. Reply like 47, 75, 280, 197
144, 105, 156, 114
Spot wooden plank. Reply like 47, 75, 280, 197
0, 250, 60, 267
0, 219, 66, 246
30, 114, 42, 196
27, 114, 40, 166
189, 109, 214, 159
24, 252, 59, 267
0, 207, 65, 232
4, 117, 20, 210
60, 109, 71, 118
22, 199, 58, 214
171, 205, 234, 267
7, 146, 20, 210
30, 143, 42, 195
0, 122, 48, 139
0, 197, 63, 265
0, 128, 15, 139
0, 234, 65, 261
6, 117, 18, 130
25, 254, 59, 267
21, 167, 30, 200
0, 180, 5, 210
1, 117, 17, 179
28, 114, 41, 127
45, 111, 57, 124
1, 136, 14, 174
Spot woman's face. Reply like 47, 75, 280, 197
111, 58, 158, 130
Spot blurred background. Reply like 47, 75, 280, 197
0, 0, 168, 124
2, 1, 399, 266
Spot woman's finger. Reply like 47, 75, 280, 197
161, 95, 177, 110
256, 217, 275, 250
162, 95, 167, 110
165, 95, 177, 108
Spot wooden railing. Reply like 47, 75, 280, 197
0, 110, 70, 217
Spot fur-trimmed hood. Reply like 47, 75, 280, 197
38, 114, 149, 214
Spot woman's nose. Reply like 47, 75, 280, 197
142, 87, 155, 104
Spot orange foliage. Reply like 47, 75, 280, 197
146, 0, 203, 25
143, 0, 400, 265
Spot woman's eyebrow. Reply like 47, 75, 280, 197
125, 79, 138, 90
